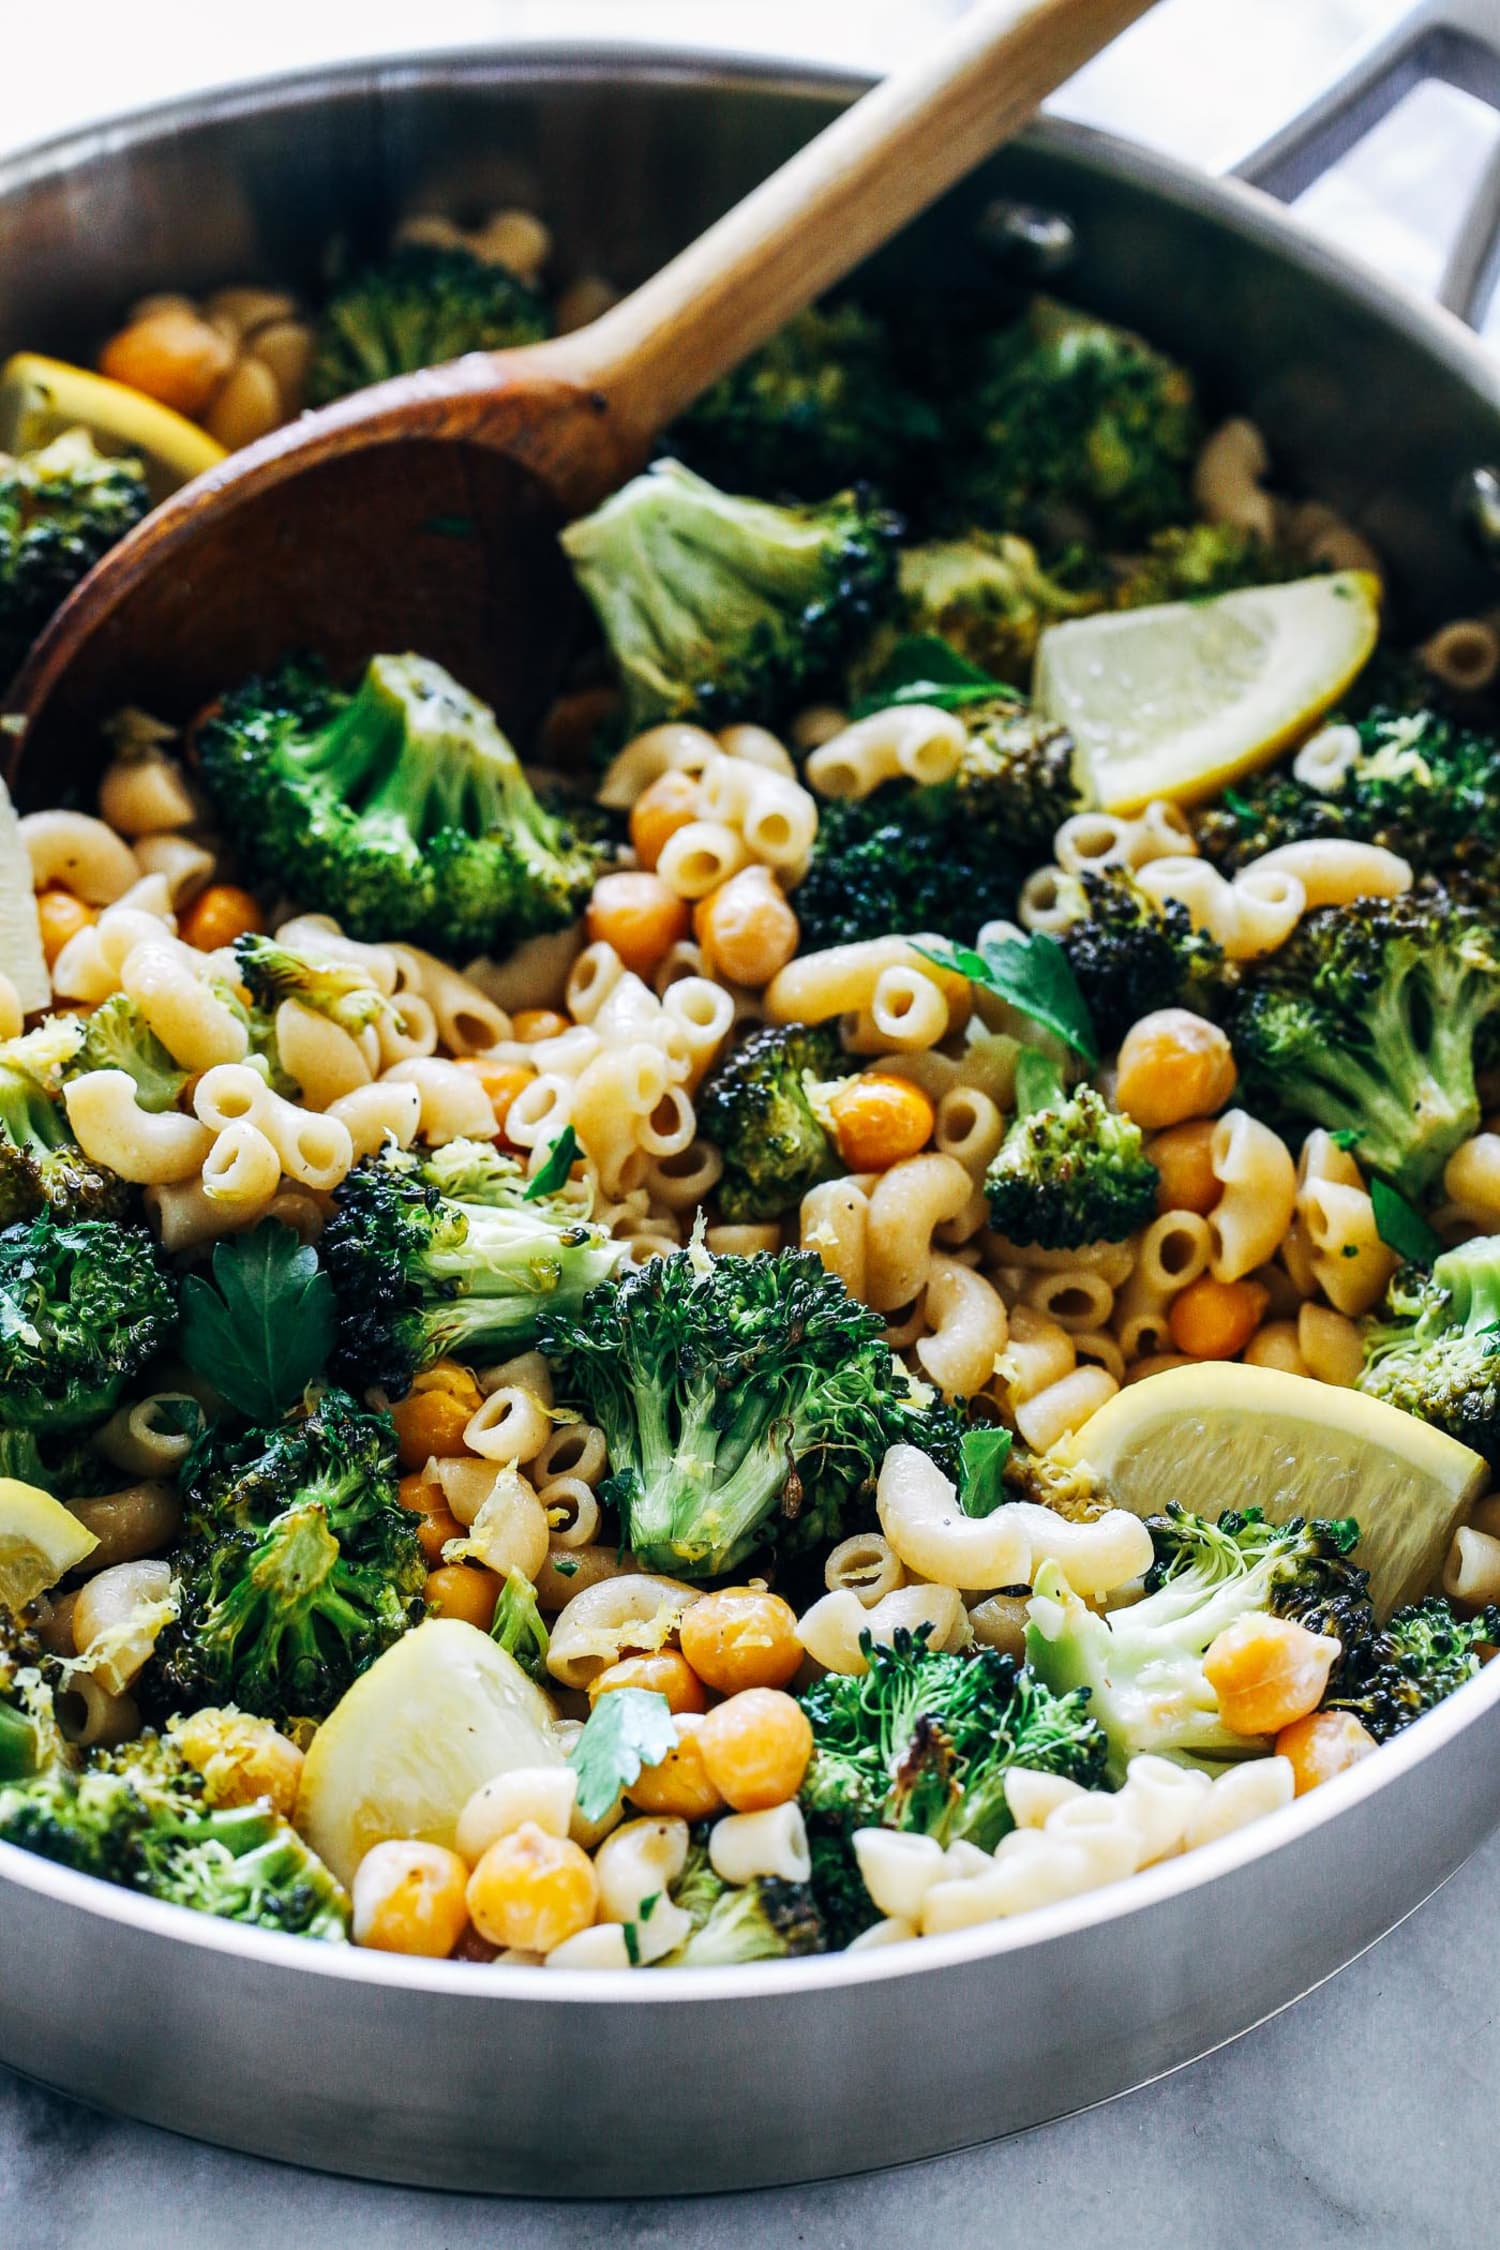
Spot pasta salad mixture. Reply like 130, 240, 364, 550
2, 208, 1500, 1969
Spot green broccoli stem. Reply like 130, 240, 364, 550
1433, 1239, 1500, 1333
0, 1700, 39, 1781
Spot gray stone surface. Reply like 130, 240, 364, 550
3, 1825, 1494, 2249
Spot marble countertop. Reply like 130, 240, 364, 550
3, 4, 1498, 2242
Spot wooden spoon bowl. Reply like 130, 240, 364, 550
5, 0, 1155, 785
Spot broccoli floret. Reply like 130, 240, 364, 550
672, 301, 941, 502
1226, 894, 1500, 1197
1109, 521, 1295, 610
1027, 1505, 1366, 1781
1055, 867, 1225, 1049
0, 1611, 58, 1782
1197, 700, 1500, 900
0, 1209, 177, 1431
793, 698, 1080, 952
415, 1135, 583, 1227
942, 298, 1199, 544
152, 1387, 423, 1727
490, 1568, 550, 1685
802, 1628, 1109, 1855
0, 1060, 128, 1226
0, 428, 149, 686
805, 1816, 881, 1950
194, 652, 604, 954
561, 458, 899, 733
1324, 1593, 1500, 1741
670, 1875, 826, 1965
321, 1141, 622, 1396
851, 531, 1099, 690
62, 992, 191, 1114
307, 240, 550, 407
538, 1246, 960, 1580
233, 932, 391, 1033
0, 1727, 348, 1937
984, 1067, 1157, 1249
1358, 1238, 1500, 1464
697, 1023, 845, 1224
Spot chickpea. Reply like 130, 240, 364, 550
1203, 1614, 1340, 1736
587, 1649, 707, 1715
1169, 1275, 1269, 1360
629, 769, 702, 872
99, 304, 236, 419
1116, 1008, 1236, 1130
352, 1840, 470, 1956
827, 1075, 936, 1174
586, 871, 691, 977
397, 1471, 465, 1568
511, 1010, 570, 1043
698, 1687, 813, 1811
693, 865, 800, 987
1276, 1708, 1379, 1794
678, 1588, 803, 1695
457, 1057, 535, 1132
624, 1712, 727, 1820
1148, 1118, 1222, 1215
35, 888, 96, 967
465, 1821, 599, 1952
178, 884, 265, 952
424, 1564, 502, 1632
388, 1381, 478, 1471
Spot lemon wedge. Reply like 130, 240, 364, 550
1054, 1362, 1486, 1619
0, 352, 225, 499
295, 1618, 561, 1889
0, 1478, 98, 1614
1035, 570, 1381, 814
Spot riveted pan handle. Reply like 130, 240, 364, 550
1230, 0, 1500, 330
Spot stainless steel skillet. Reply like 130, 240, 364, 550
2, 23, 1500, 2194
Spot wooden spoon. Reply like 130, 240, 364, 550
6, 0, 1156, 783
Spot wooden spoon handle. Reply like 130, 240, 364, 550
551, 0, 1158, 439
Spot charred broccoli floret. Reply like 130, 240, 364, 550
984, 1061, 1157, 1249
0, 1726, 348, 1937
153, 1386, 424, 1727
1109, 521, 1294, 610
321, 1141, 621, 1396
538, 1246, 961, 1579
0, 1209, 177, 1431
61, 992, 191, 1114
1358, 1238, 1500, 1464
801, 1628, 1109, 1853
1226, 893, 1500, 1197
1028, 1505, 1367, 1780
0, 1060, 128, 1226
307, 240, 550, 406
851, 531, 1098, 690
0, 428, 149, 686
1324, 1594, 1500, 1741
1055, 867, 1225, 1048
697, 1023, 845, 1224
561, 459, 899, 732
664, 1836, 827, 1963
672, 301, 940, 502
194, 652, 604, 954
792, 698, 1081, 951
942, 298, 1199, 543
1197, 698, 1500, 906
0, 1611, 57, 1782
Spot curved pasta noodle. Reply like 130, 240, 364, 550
1208, 1111, 1296, 1282
876, 1443, 1151, 1595
64, 1070, 213, 1185
19, 810, 140, 903
804, 706, 966, 800
914, 1257, 1009, 1398
797, 1580, 969, 1675
864, 1154, 973, 1312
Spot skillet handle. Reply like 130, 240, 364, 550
1229, 0, 1500, 330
